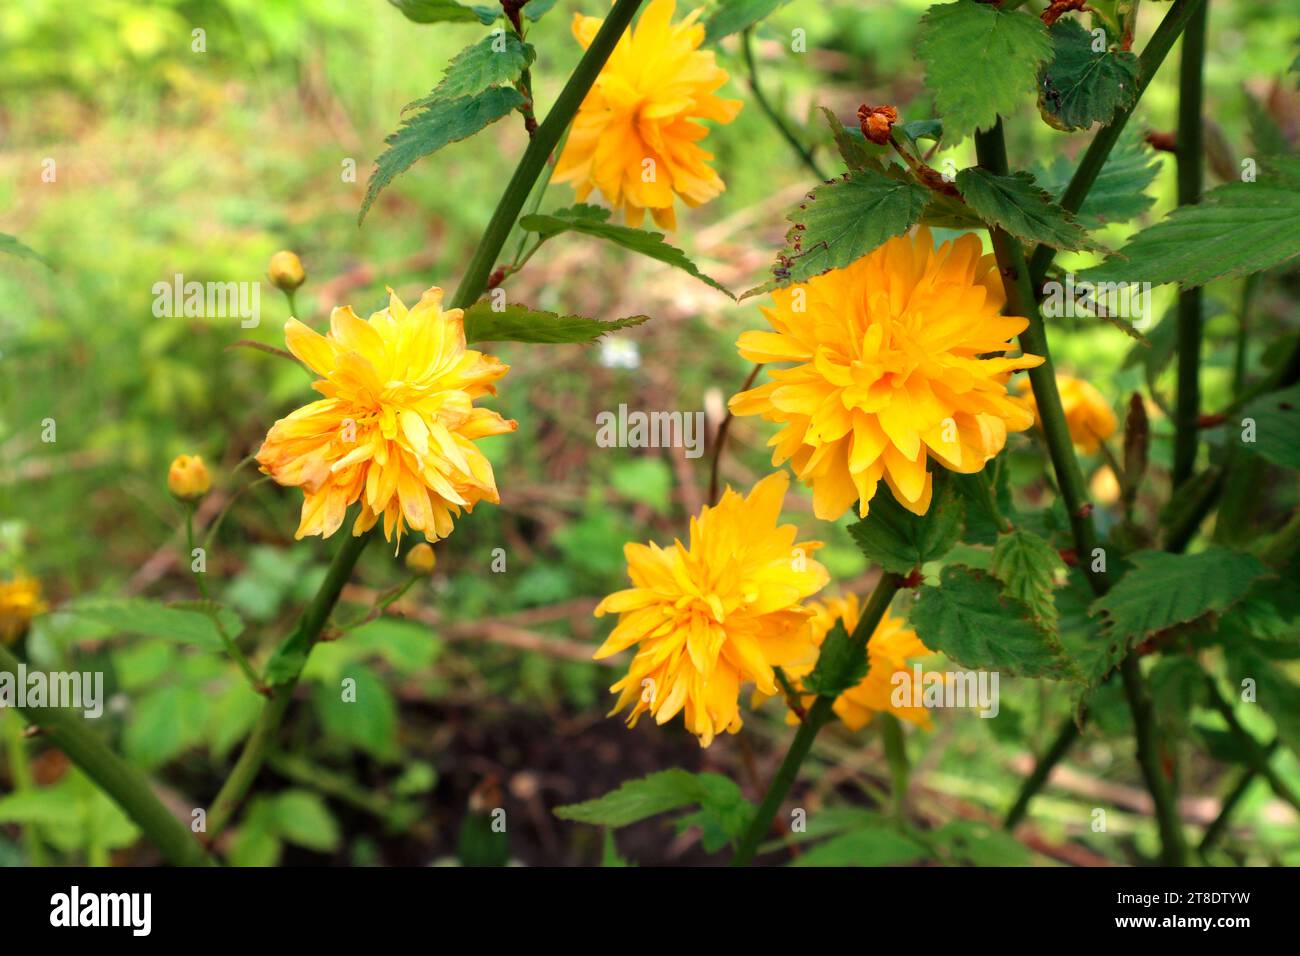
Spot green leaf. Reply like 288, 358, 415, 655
703, 0, 792, 44
802, 620, 868, 697
790, 826, 929, 866
1080, 155, 1300, 288
955, 167, 1094, 251
555, 770, 745, 842
848, 477, 964, 575
123, 685, 211, 768
462, 301, 650, 344
910, 565, 1078, 679
1037, 18, 1139, 131
819, 106, 882, 173
1226, 647, 1300, 756
524, 0, 560, 21
58, 598, 235, 651
520, 208, 732, 296
990, 530, 1064, 626
916, 0, 1053, 143
229, 799, 283, 867
207, 681, 263, 761
1239, 383, 1300, 470
387, 0, 497, 24
273, 790, 341, 853
748, 168, 929, 296
361, 86, 525, 222
409, 32, 534, 105
1033, 126, 1160, 227
0, 233, 52, 269
312, 666, 399, 762
1087, 548, 1270, 685
1148, 656, 1206, 738
930, 819, 1030, 865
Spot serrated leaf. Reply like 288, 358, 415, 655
917, 0, 1053, 142
749, 169, 929, 295
387, 0, 497, 24
910, 565, 1078, 679
819, 107, 882, 173
956, 167, 1094, 251
0, 233, 52, 269
58, 598, 233, 651
361, 86, 525, 222
703, 0, 792, 43
1033, 126, 1160, 228
123, 685, 211, 768
555, 770, 744, 837
848, 477, 964, 574
802, 620, 869, 697
407, 32, 533, 105
790, 826, 929, 867
1086, 549, 1270, 686
1239, 383, 1300, 470
520, 209, 732, 296
991, 530, 1064, 626
1080, 155, 1300, 288
462, 301, 649, 344
1037, 19, 1139, 131
273, 790, 341, 853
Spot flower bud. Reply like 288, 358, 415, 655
268, 251, 306, 292
168, 454, 211, 501
0, 577, 46, 646
405, 543, 436, 575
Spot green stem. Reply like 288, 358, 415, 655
741, 27, 826, 180
730, 572, 904, 866
0, 643, 213, 866
880, 713, 910, 820
1120, 654, 1188, 864
451, 0, 648, 311
974, 122, 1108, 596
204, 1, 646, 845
1004, 718, 1080, 829
186, 505, 262, 692
1028, 0, 1208, 285
1206, 678, 1300, 813
1172, 0, 1209, 489
1198, 740, 1276, 856
1231, 275, 1259, 397
3, 711, 47, 865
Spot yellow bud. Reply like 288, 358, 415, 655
168, 454, 211, 501
0, 577, 46, 646
405, 543, 436, 575
268, 250, 306, 292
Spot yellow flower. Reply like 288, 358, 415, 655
593, 472, 829, 747
405, 542, 437, 575
1017, 374, 1117, 454
771, 593, 934, 731
0, 577, 46, 646
168, 454, 211, 501
256, 286, 516, 543
553, 0, 742, 231
268, 250, 306, 292
729, 228, 1044, 521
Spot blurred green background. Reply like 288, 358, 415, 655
1, 0, 1297, 866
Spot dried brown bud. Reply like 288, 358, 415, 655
857, 104, 899, 146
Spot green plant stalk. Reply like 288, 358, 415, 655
186, 505, 262, 691
205, 0, 648, 845
3, 711, 47, 865
1172, 0, 1209, 489
1231, 275, 1259, 397
1198, 739, 1277, 856
0, 643, 213, 866
451, 0, 647, 310
1004, 718, 1081, 829
741, 27, 826, 181
974, 122, 1108, 597
880, 713, 910, 820
1028, 0, 1208, 285
1205, 678, 1300, 813
1119, 654, 1188, 864
730, 572, 904, 867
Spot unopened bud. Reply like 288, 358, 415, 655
268, 250, 306, 292
168, 454, 211, 501
405, 543, 436, 575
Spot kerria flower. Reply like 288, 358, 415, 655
593, 471, 829, 747
553, 0, 742, 231
729, 227, 1044, 521
0, 577, 46, 646
256, 286, 516, 544
1017, 374, 1117, 454
761, 593, 934, 731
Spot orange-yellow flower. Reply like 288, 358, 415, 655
0, 577, 46, 646
593, 472, 829, 747
256, 286, 516, 543
770, 593, 934, 731
167, 454, 211, 501
553, 0, 742, 231
729, 228, 1044, 521
1017, 374, 1117, 454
